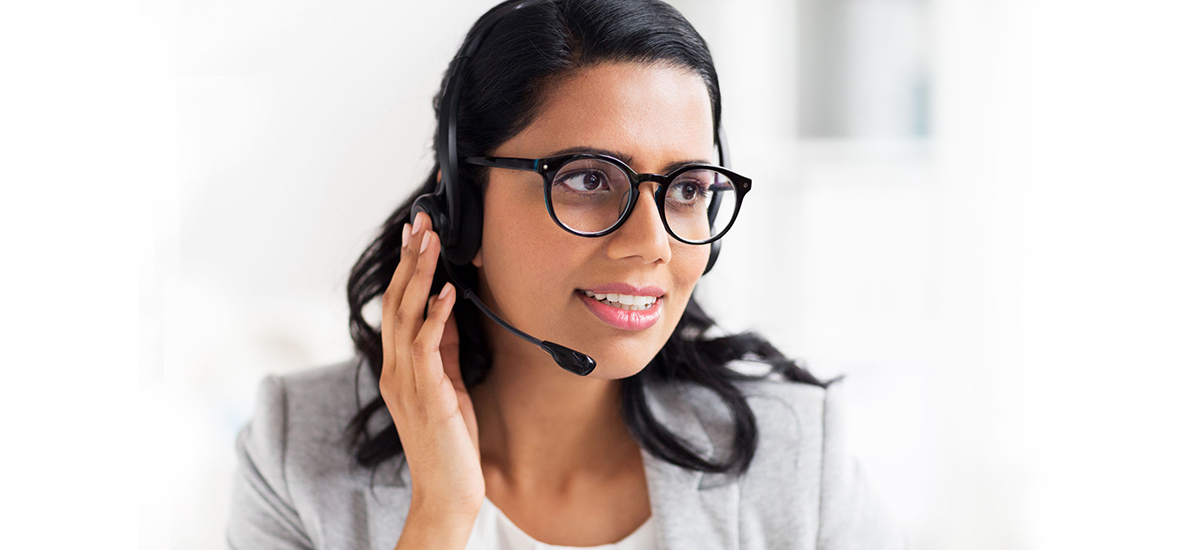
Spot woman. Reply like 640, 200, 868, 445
227, 0, 903, 548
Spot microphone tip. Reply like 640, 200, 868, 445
540, 341, 596, 376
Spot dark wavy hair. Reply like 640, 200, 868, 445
344, 0, 825, 483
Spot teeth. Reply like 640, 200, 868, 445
583, 290, 659, 311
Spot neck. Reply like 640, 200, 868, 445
469, 320, 640, 495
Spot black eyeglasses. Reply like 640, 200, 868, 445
465, 153, 751, 245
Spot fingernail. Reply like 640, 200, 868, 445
411, 215, 422, 236
439, 282, 452, 300
420, 231, 431, 253
401, 223, 411, 248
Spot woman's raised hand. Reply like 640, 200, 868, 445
379, 211, 485, 528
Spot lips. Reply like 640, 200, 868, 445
577, 288, 664, 331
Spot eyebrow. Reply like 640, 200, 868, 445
543, 146, 713, 174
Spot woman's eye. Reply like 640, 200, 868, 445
557, 170, 611, 193
667, 180, 708, 204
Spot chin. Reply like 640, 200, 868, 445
569, 345, 661, 380
568, 321, 681, 380
529, 298, 684, 379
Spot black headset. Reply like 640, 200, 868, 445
411, 0, 732, 376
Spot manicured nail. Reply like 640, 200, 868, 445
420, 231, 431, 253
411, 215, 423, 236
439, 282, 452, 300
401, 223, 411, 248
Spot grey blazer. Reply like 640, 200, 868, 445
227, 359, 905, 550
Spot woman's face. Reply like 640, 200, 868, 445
473, 61, 714, 379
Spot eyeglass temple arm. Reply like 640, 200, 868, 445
464, 156, 542, 172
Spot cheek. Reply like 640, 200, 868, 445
477, 184, 585, 303
673, 241, 710, 290
662, 241, 709, 322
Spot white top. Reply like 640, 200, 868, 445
464, 497, 658, 550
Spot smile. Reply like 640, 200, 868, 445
581, 289, 658, 311
577, 290, 664, 331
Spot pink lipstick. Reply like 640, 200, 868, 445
576, 288, 664, 331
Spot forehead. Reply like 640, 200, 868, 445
498, 61, 715, 168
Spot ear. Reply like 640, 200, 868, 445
471, 247, 482, 268
436, 169, 442, 182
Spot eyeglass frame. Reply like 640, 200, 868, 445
463, 153, 751, 245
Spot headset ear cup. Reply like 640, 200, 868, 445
414, 177, 479, 265
445, 179, 483, 265
704, 238, 721, 275
412, 193, 450, 237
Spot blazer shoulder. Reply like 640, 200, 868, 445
247, 358, 384, 488
664, 377, 833, 482
664, 376, 834, 449
735, 377, 834, 437
273, 357, 375, 458
743, 377, 907, 549
229, 358, 370, 549
234, 359, 413, 549
274, 357, 370, 426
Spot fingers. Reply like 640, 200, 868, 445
424, 298, 464, 391
412, 282, 456, 392
380, 217, 420, 347
380, 212, 438, 389
396, 220, 443, 350
379, 220, 414, 391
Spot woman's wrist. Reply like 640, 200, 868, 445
410, 487, 485, 519
394, 500, 481, 550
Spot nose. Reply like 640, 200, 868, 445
605, 182, 672, 265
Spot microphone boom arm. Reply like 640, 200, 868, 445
439, 257, 597, 376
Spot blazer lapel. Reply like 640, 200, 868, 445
642, 381, 740, 550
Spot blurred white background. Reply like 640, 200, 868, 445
3, 0, 1197, 548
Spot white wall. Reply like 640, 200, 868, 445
131, 0, 1200, 549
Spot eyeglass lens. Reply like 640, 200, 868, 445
548, 158, 737, 243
